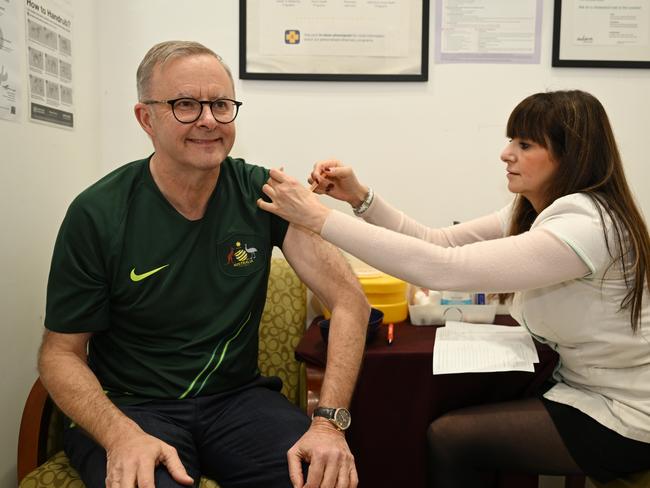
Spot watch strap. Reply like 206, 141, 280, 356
352, 187, 374, 216
312, 406, 351, 430
313, 407, 336, 420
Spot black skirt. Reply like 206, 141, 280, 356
541, 396, 650, 483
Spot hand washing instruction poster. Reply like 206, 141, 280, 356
0, 0, 21, 121
25, 0, 74, 128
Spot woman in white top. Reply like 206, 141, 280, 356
258, 90, 650, 486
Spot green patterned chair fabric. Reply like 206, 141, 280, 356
19, 452, 220, 488
19, 451, 83, 488
259, 258, 308, 407
591, 471, 650, 488
18, 258, 307, 488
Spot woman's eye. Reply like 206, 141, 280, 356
519, 142, 530, 150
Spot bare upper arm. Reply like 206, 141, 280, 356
281, 224, 363, 310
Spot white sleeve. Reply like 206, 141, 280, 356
361, 194, 507, 246
322, 210, 590, 292
532, 194, 612, 277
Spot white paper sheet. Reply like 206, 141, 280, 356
259, 0, 409, 57
433, 321, 539, 375
435, 0, 543, 64
0, 0, 22, 121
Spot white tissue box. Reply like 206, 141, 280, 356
408, 303, 497, 326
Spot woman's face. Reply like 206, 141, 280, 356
500, 138, 559, 212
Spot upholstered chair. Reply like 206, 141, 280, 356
591, 472, 650, 488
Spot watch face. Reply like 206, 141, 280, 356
334, 408, 351, 430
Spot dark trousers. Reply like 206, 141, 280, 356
64, 377, 310, 488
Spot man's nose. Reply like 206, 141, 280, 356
196, 103, 217, 126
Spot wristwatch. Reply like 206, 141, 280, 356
352, 187, 374, 216
312, 406, 352, 431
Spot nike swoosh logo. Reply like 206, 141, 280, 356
130, 264, 169, 282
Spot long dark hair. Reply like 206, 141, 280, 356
504, 90, 649, 332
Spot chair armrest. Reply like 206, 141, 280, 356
17, 377, 52, 483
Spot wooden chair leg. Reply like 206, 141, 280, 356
565, 474, 586, 488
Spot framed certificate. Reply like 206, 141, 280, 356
239, 0, 429, 81
552, 0, 650, 68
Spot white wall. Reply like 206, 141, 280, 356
98, 0, 650, 225
0, 1, 99, 486
2, 1, 648, 487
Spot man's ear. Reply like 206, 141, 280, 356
134, 102, 155, 138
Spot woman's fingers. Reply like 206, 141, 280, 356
312, 159, 342, 182
269, 167, 288, 182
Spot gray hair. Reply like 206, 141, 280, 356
136, 40, 234, 100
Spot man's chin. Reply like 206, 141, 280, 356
190, 149, 227, 166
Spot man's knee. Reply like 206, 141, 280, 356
152, 465, 199, 488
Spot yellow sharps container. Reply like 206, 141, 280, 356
322, 268, 408, 324
358, 272, 408, 324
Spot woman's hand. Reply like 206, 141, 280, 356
309, 160, 369, 208
257, 168, 331, 234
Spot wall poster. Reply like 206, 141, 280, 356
553, 0, 650, 68
0, 0, 22, 121
240, 0, 430, 81
25, 0, 74, 127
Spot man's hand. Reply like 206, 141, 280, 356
287, 419, 358, 488
104, 430, 193, 488
38, 331, 194, 488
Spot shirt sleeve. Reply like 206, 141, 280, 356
531, 194, 612, 277
321, 209, 589, 292
362, 194, 507, 246
258, 168, 290, 249
44, 199, 111, 333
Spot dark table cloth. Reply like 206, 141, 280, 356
295, 316, 559, 488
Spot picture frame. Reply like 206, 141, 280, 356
552, 0, 650, 68
239, 0, 429, 81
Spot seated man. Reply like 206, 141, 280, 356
38, 40, 369, 488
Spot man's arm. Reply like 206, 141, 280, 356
38, 330, 193, 488
281, 224, 370, 488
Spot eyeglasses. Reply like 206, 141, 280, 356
141, 97, 243, 124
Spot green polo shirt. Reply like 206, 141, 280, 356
45, 156, 289, 403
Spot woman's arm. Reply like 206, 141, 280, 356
304, 161, 508, 247
258, 168, 589, 292
322, 210, 589, 292
258, 169, 507, 248
361, 194, 506, 247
